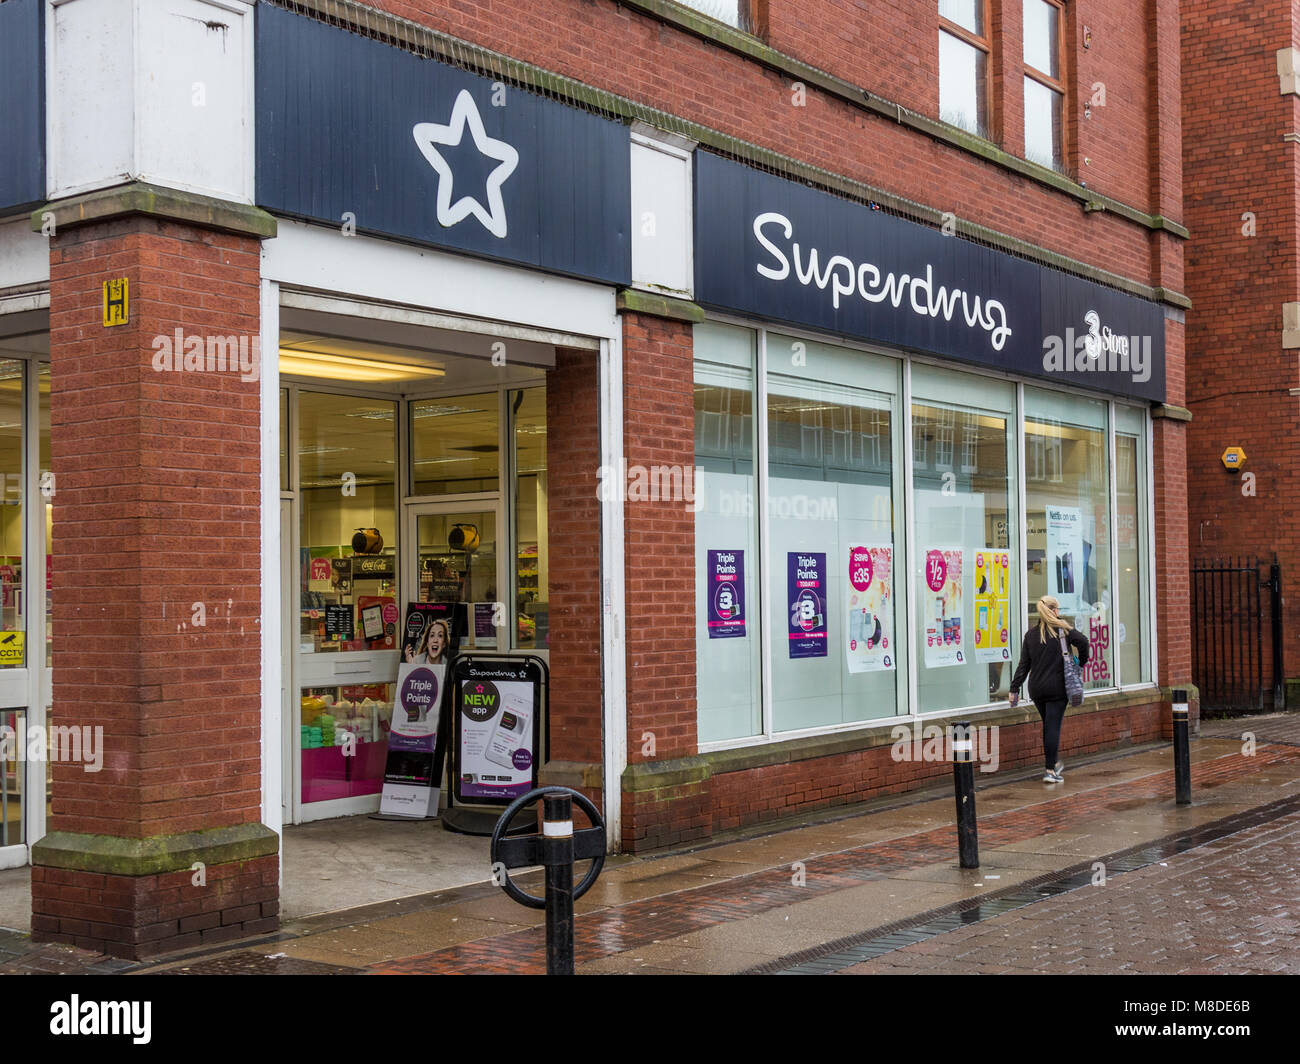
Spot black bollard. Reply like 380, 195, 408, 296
543, 792, 576, 975
952, 721, 979, 868
1172, 688, 1191, 806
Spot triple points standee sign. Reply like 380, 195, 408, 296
255, 5, 630, 286
693, 153, 1166, 403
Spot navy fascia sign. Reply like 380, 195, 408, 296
0, 0, 44, 212
694, 152, 1166, 403
256, 5, 630, 285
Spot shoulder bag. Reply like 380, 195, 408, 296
1059, 631, 1084, 707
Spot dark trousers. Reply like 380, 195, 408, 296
1034, 698, 1068, 769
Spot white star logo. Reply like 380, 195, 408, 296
412, 89, 518, 239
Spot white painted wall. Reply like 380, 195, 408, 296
47, 0, 254, 202
0, 218, 50, 289
629, 126, 694, 298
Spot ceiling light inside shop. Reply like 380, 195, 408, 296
278, 348, 444, 383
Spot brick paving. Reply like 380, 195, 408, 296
835, 806, 1300, 975
1199, 711, 1300, 748
367, 746, 1300, 974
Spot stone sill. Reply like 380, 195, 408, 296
623, 685, 1190, 793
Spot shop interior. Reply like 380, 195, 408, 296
279, 305, 560, 914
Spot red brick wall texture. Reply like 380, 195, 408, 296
1182, 0, 1300, 684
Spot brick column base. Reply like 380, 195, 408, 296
31, 824, 278, 960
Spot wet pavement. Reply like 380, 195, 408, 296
4, 720, 1299, 976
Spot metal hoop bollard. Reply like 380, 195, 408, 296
489, 786, 606, 975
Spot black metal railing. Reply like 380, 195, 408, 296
1190, 555, 1282, 712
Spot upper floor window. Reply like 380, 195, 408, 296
675, 1, 751, 31
938, 0, 990, 138
1023, 0, 1065, 170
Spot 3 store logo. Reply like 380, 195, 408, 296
413, 89, 518, 239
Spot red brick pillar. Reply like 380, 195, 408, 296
30, 187, 278, 960
618, 298, 709, 852
1154, 316, 1194, 728
541, 347, 603, 809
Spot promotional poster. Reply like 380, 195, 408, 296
845, 545, 894, 673
706, 549, 746, 639
1045, 506, 1084, 612
378, 661, 447, 818
923, 547, 965, 668
787, 551, 828, 659
973, 550, 1012, 664
401, 602, 457, 667
456, 676, 536, 801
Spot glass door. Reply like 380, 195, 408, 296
403, 503, 505, 653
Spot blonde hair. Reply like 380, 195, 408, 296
1036, 596, 1072, 643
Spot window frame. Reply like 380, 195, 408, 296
938, 0, 993, 139
1022, 0, 1068, 170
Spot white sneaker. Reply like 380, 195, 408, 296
1054, 761, 1065, 779
1043, 769, 1063, 783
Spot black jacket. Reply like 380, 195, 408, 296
1010, 625, 1090, 705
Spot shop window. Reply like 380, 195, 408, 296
912, 366, 1019, 713
1024, 388, 1113, 690
694, 323, 761, 744
1115, 405, 1152, 685
279, 387, 289, 490
511, 388, 548, 650
939, 0, 990, 138
1023, 0, 1065, 170
411, 393, 500, 496
766, 334, 903, 732
298, 391, 398, 657
0, 360, 23, 666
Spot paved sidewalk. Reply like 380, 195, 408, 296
140, 730, 1300, 975
3, 726, 1296, 976
830, 804, 1300, 975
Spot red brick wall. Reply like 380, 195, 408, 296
382, 0, 1180, 286
545, 348, 604, 789
46, 217, 263, 838
31, 856, 278, 959
1181, 0, 1297, 684
622, 312, 697, 763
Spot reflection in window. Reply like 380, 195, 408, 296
0, 360, 24, 666
512, 389, 548, 650
298, 392, 397, 656
939, 0, 989, 137
411, 393, 499, 496
1024, 390, 1112, 689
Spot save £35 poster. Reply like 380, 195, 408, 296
845, 545, 894, 673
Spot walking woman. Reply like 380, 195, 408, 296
1008, 595, 1090, 783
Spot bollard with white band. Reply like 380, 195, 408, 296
951, 721, 979, 868
489, 786, 606, 975
1172, 688, 1191, 806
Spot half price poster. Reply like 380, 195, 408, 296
787, 551, 827, 659
922, 547, 965, 668
845, 545, 894, 673
972, 550, 1012, 664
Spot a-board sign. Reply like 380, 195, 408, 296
451, 655, 545, 806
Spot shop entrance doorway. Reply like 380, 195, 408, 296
274, 302, 573, 916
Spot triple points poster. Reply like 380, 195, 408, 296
787, 552, 827, 658
706, 549, 746, 639
378, 661, 446, 818
973, 550, 1012, 664
922, 547, 965, 668
845, 545, 894, 673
